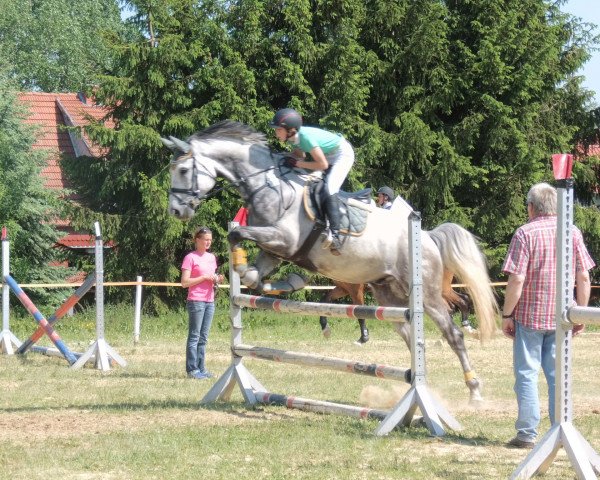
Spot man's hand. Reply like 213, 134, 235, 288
573, 323, 585, 336
502, 317, 515, 339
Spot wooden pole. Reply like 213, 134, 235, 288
234, 344, 410, 382
255, 391, 390, 420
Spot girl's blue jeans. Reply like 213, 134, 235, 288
513, 322, 556, 442
186, 300, 215, 374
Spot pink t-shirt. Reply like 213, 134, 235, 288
181, 251, 218, 302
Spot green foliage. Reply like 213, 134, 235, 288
55, 0, 599, 305
0, 0, 128, 92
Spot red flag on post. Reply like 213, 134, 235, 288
551, 153, 573, 180
233, 207, 248, 226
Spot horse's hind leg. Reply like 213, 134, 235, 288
426, 300, 483, 406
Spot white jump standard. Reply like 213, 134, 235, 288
203, 216, 462, 437
511, 157, 600, 480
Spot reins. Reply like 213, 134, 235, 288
169, 149, 296, 222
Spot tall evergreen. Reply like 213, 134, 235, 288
0, 74, 69, 304
60, 0, 599, 303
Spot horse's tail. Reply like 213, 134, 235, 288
429, 223, 499, 341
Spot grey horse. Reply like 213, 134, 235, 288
163, 120, 499, 404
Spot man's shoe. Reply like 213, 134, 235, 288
200, 370, 215, 378
507, 437, 535, 449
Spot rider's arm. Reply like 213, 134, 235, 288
295, 146, 329, 171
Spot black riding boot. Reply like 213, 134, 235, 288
324, 194, 342, 256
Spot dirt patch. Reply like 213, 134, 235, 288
0, 406, 309, 444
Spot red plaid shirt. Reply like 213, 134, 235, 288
502, 215, 595, 330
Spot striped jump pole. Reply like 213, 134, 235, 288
29, 345, 101, 365
203, 217, 462, 437
233, 344, 411, 382
16, 273, 96, 354
255, 392, 389, 420
233, 294, 408, 323
72, 222, 126, 371
3, 274, 77, 365
0, 227, 22, 354
511, 157, 600, 480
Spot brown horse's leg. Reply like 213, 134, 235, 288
319, 282, 369, 344
441, 269, 476, 336
319, 285, 346, 338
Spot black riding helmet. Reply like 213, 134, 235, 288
269, 108, 303, 130
377, 186, 395, 200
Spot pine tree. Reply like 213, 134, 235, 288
0, 74, 69, 304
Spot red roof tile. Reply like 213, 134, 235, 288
17, 92, 115, 254
57, 233, 95, 249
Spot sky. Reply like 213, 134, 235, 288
562, 0, 600, 106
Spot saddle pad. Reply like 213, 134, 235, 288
303, 186, 371, 236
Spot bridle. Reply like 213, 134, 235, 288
168, 152, 214, 210
168, 150, 291, 213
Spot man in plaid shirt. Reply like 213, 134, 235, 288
501, 182, 595, 449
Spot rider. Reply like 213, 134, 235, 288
376, 186, 394, 209
269, 108, 355, 256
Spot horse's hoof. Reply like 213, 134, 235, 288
469, 396, 485, 409
227, 229, 245, 245
353, 340, 364, 347
322, 326, 331, 339
462, 326, 480, 340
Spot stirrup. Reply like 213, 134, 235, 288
321, 230, 332, 249
329, 234, 342, 256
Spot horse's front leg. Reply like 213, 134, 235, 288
228, 225, 292, 254
230, 249, 282, 291
228, 225, 306, 293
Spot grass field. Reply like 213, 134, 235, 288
1, 303, 599, 479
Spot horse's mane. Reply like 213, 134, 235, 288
189, 120, 267, 146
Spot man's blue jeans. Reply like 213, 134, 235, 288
186, 300, 215, 374
513, 322, 556, 442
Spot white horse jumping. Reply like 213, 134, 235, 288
163, 120, 499, 404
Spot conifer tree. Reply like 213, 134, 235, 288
0, 75, 69, 304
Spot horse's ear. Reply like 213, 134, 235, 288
160, 137, 176, 150
168, 136, 191, 153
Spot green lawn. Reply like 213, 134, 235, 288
1, 304, 599, 479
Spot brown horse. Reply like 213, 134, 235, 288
319, 272, 474, 344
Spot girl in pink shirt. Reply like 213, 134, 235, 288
181, 227, 224, 379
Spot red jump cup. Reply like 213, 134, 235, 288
552, 153, 573, 180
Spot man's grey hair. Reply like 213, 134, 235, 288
527, 182, 557, 216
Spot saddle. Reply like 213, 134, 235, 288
303, 180, 374, 236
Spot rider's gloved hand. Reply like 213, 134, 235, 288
283, 157, 298, 168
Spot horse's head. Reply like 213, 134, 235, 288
162, 136, 218, 220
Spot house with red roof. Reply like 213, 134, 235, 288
18, 92, 113, 268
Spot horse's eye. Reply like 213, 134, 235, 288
180, 168, 189, 175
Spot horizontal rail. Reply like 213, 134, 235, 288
254, 391, 389, 420
233, 294, 409, 323
29, 345, 99, 366
567, 306, 600, 325
234, 344, 411, 382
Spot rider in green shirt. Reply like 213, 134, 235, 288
269, 108, 355, 255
